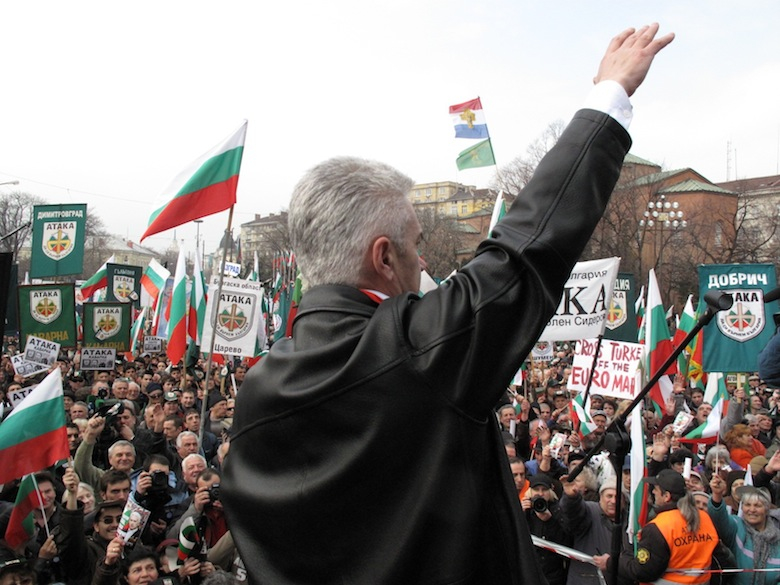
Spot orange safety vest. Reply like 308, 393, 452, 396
643, 508, 718, 585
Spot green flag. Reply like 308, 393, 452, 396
106, 264, 143, 307
603, 273, 638, 343
18, 284, 77, 348
456, 138, 495, 170
698, 263, 778, 372
30, 204, 87, 278
82, 302, 132, 351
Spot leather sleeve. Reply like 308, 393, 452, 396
402, 110, 631, 416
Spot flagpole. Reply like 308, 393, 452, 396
29, 474, 51, 540
198, 207, 235, 451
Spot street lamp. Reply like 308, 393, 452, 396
0, 180, 19, 187
638, 194, 687, 279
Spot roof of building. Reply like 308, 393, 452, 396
660, 179, 735, 196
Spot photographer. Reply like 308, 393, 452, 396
73, 412, 136, 493
130, 454, 188, 547
521, 473, 571, 585
170, 469, 227, 549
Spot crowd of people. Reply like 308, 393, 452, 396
0, 345, 246, 584
500, 346, 780, 585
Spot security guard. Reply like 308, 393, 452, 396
618, 469, 718, 585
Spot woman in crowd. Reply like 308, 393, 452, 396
725, 424, 765, 469
709, 475, 780, 585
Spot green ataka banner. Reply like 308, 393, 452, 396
106, 263, 142, 307
698, 263, 779, 372
82, 302, 132, 351
30, 204, 87, 278
603, 272, 637, 343
456, 138, 495, 170
18, 284, 77, 348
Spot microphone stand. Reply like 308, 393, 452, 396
565, 290, 733, 585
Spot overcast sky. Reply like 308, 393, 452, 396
1, 1, 778, 257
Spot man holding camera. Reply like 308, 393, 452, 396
171, 468, 227, 556
522, 473, 571, 585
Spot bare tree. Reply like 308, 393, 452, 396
415, 209, 464, 280
492, 120, 565, 196
0, 191, 46, 261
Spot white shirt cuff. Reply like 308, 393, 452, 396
582, 80, 633, 131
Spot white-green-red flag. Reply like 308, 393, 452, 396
570, 394, 597, 439
79, 254, 116, 300
627, 391, 648, 545
167, 249, 188, 365
488, 191, 506, 236
127, 306, 148, 359
140, 121, 247, 242
4, 474, 44, 549
188, 252, 207, 345
0, 368, 69, 485
645, 269, 675, 410
674, 294, 698, 377
140, 259, 170, 309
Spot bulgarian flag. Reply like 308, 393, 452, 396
635, 285, 645, 342
627, 393, 649, 545
127, 306, 147, 360
645, 269, 675, 410
80, 254, 116, 300
488, 190, 507, 236
141, 121, 248, 242
0, 368, 69, 485
140, 259, 170, 309
570, 394, 597, 438
285, 269, 303, 338
683, 373, 727, 443
4, 474, 45, 549
674, 295, 697, 378
188, 252, 207, 345
167, 248, 188, 365
177, 515, 202, 565
688, 329, 706, 389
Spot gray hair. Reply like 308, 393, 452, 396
107, 440, 135, 458
289, 156, 416, 287
677, 492, 701, 533
705, 445, 731, 470
176, 430, 198, 448
182, 453, 207, 470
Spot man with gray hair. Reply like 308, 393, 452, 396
224, 24, 673, 584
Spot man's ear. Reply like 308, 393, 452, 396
370, 236, 396, 282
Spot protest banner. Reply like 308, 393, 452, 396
106, 263, 143, 307
603, 272, 638, 342
223, 261, 242, 278
569, 337, 644, 400
23, 335, 61, 367
539, 257, 620, 342
10, 354, 48, 379
82, 302, 132, 351
201, 276, 263, 357
143, 336, 164, 354
30, 204, 87, 277
81, 348, 117, 370
531, 341, 554, 361
18, 284, 77, 348
698, 264, 779, 372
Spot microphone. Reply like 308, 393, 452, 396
703, 290, 733, 312
764, 287, 780, 304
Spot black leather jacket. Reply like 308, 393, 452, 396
224, 109, 630, 585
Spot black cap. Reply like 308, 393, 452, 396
529, 473, 553, 489
669, 447, 695, 466
208, 392, 227, 409
646, 469, 687, 497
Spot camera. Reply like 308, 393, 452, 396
532, 496, 549, 513
206, 483, 221, 504
149, 470, 169, 494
